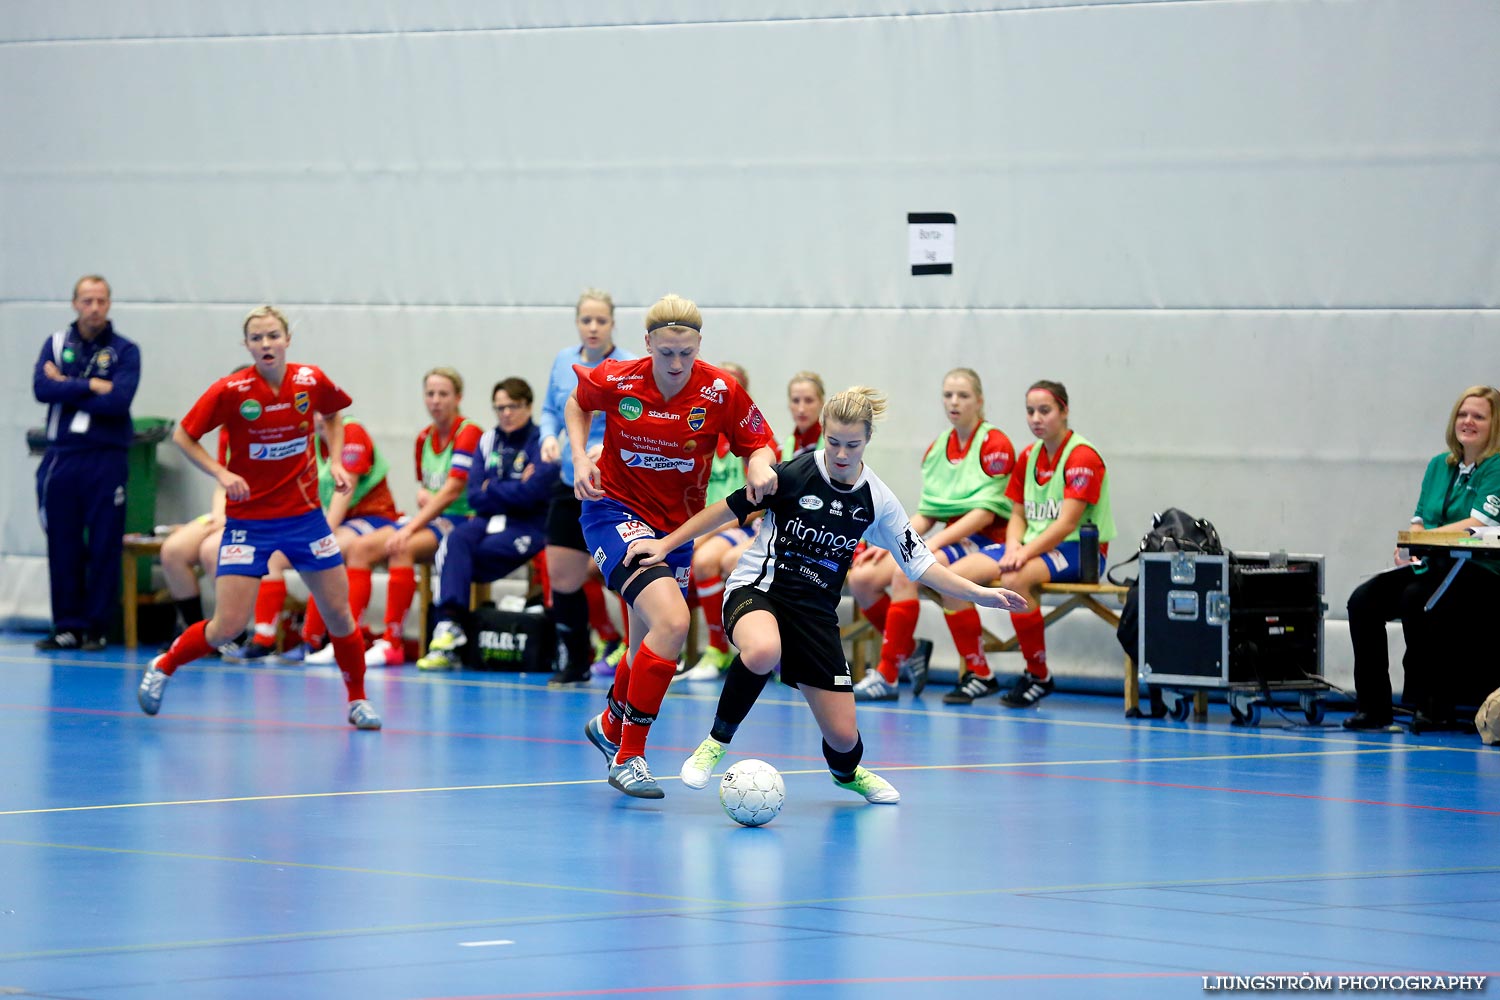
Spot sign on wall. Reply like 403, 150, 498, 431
908, 213, 955, 275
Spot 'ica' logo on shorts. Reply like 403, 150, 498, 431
240, 399, 262, 421
619, 397, 643, 421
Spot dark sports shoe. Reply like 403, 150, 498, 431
943, 671, 1002, 705
223, 642, 279, 663
584, 713, 621, 767
35, 630, 83, 651
81, 634, 107, 652
1341, 711, 1394, 731
1000, 672, 1055, 708
899, 640, 933, 697
548, 664, 592, 687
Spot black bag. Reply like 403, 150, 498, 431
1107, 507, 1225, 586
468, 603, 557, 673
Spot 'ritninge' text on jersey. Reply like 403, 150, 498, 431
725, 450, 937, 624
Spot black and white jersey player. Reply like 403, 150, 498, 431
722, 450, 933, 623
623, 389, 1028, 809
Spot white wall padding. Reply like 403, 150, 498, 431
3, 1, 1497, 632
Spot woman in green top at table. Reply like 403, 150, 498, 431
1344, 385, 1500, 733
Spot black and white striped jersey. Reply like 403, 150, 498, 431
724, 450, 937, 623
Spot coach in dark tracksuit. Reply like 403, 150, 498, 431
32, 276, 141, 651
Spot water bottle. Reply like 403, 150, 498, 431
1079, 523, 1099, 584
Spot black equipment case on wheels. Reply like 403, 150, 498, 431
1137, 551, 1328, 723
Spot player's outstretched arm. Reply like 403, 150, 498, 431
627, 499, 740, 567
918, 562, 1028, 612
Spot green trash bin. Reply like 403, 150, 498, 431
125, 417, 174, 591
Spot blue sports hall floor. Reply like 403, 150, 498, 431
1, 633, 1497, 999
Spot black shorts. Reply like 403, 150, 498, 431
723, 586, 851, 693
545, 480, 586, 553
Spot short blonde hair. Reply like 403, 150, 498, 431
424, 365, 464, 397
643, 293, 702, 334
1445, 385, 1500, 465
577, 288, 614, 316
788, 370, 826, 402
822, 386, 888, 438
718, 361, 749, 390
241, 305, 290, 337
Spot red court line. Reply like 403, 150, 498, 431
990, 768, 1500, 817
419, 970, 1500, 1000
417, 970, 1207, 999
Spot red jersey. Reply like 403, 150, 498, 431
181, 363, 352, 520
574, 357, 777, 533
318, 421, 399, 521
1005, 431, 1107, 507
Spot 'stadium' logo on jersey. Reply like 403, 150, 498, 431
1025, 498, 1064, 521
687, 406, 706, 431
619, 397, 643, 421
294, 390, 310, 414
240, 399, 263, 421
799, 495, 825, 510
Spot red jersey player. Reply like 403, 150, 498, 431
137, 306, 383, 730
567, 293, 778, 798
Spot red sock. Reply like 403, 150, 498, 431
533, 550, 550, 609
604, 652, 633, 743
302, 598, 326, 647
617, 641, 677, 762
862, 594, 891, 633
696, 573, 728, 652
251, 578, 287, 647
158, 620, 213, 675
346, 567, 372, 630
584, 578, 621, 643
1011, 608, 1049, 678
877, 599, 919, 683
944, 606, 990, 676
383, 566, 416, 644
330, 630, 368, 701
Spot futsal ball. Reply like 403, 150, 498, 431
719, 759, 785, 827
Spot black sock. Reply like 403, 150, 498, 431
823, 734, 864, 783
709, 656, 770, 743
547, 588, 592, 670
174, 595, 205, 629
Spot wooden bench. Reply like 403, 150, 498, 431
843, 581, 1197, 716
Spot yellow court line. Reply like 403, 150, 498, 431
0, 838, 735, 906
0, 745, 1430, 817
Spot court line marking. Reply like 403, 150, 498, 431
0, 653, 1405, 748
457, 940, 514, 947
0, 859, 1494, 964
0, 746, 1432, 817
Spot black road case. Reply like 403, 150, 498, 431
1138, 551, 1328, 724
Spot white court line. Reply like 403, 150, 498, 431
458, 939, 514, 947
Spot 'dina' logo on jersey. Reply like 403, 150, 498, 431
619, 397, 643, 421
687, 406, 706, 431
294, 391, 310, 414
240, 399, 263, 421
